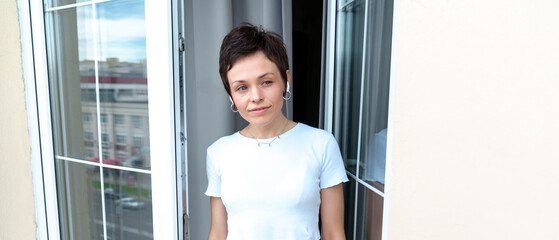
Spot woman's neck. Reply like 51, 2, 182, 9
244, 116, 291, 139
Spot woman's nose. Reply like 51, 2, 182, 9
250, 88, 263, 102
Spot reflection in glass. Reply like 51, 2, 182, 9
55, 160, 102, 240
355, 184, 384, 240
49, 0, 89, 8
46, 5, 98, 161
46, 0, 154, 238
333, 0, 365, 174
104, 169, 153, 240
96, 0, 150, 169
358, 0, 394, 191
337, 0, 353, 9
343, 178, 357, 239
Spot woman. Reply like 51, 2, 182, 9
206, 23, 348, 240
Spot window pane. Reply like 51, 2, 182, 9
55, 160, 103, 240
45, 0, 155, 238
355, 184, 384, 240
97, 0, 150, 169
343, 178, 357, 239
333, 0, 365, 175
358, 0, 394, 191
104, 169, 153, 239
46, 5, 98, 161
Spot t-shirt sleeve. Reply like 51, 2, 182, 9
320, 134, 349, 189
205, 147, 222, 197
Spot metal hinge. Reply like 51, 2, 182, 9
180, 132, 186, 145
183, 212, 190, 239
178, 36, 185, 52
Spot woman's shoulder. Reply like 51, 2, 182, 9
207, 132, 241, 152
293, 123, 335, 143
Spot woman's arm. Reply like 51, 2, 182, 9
208, 197, 228, 240
320, 183, 346, 240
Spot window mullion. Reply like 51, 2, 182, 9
90, 2, 109, 239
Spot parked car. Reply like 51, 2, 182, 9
104, 188, 125, 200
117, 197, 145, 210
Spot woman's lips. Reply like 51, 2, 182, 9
249, 106, 270, 114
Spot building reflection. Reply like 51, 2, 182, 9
80, 57, 151, 170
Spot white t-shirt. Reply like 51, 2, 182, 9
205, 123, 349, 240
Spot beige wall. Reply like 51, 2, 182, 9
0, 0, 37, 239
388, 0, 559, 239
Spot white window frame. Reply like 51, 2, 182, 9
20, 0, 181, 238
382, 0, 399, 237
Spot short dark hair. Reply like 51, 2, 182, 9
219, 23, 289, 97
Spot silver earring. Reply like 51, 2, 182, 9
229, 97, 238, 112
283, 91, 291, 101
283, 82, 291, 100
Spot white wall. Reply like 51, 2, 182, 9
388, 0, 559, 239
0, 0, 37, 239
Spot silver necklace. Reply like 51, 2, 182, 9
245, 120, 289, 147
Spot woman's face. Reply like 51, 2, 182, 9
227, 51, 289, 127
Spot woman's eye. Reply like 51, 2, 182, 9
237, 86, 247, 91
263, 81, 272, 86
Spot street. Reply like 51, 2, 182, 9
92, 189, 153, 240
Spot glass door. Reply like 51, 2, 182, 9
40, 0, 182, 239
326, 0, 394, 239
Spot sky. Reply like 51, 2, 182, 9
73, 0, 147, 63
